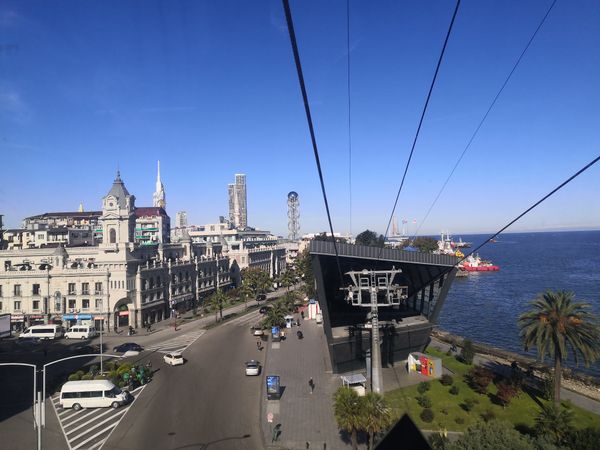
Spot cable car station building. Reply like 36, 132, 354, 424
309, 240, 458, 374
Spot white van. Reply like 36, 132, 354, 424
60, 380, 131, 410
65, 326, 97, 340
19, 324, 63, 340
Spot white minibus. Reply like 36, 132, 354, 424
19, 324, 63, 340
65, 325, 97, 340
60, 380, 131, 410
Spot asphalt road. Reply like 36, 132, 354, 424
103, 318, 265, 450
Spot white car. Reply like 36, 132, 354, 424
251, 326, 264, 336
164, 352, 184, 366
245, 360, 261, 376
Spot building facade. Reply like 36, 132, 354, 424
228, 173, 247, 229
0, 173, 231, 333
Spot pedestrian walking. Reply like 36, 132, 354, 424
309, 377, 315, 394
257, 339, 262, 350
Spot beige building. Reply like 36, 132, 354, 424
0, 172, 231, 332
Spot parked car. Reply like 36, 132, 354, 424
259, 306, 271, 314
257, 294, 267, 301
113, 343, 143, 353
163, 352, 184, 366
245, 360, 261, 376
251, 326, 264, 336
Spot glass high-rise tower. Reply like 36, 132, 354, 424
228, 174, 247, 229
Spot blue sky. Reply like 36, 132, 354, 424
1, 0, 599, 237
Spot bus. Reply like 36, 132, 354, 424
19, 324, 63, 340
59, 380, 131, 410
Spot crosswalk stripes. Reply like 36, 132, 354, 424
144, 329, 206, 354
221, 311, 262, 328
51, 385, 145, 450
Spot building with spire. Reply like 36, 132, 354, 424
0, 171, 232, 333
153, 160, 166, 209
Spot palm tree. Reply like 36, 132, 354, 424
535, 404, 574, 446
237, 283, 254, 310
279, 269, 296, 292
361, 392, 392, 450
518, 290, 600, 406
333, 387, 363, 450
208, 289, 228, 323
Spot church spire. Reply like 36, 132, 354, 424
153, 160, 166, 209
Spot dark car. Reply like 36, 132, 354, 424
259, 306, 271, 314
113, 343, 143, 353
74, 344, 101, 355
257, 294, 267, 301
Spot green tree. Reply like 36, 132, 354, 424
361, 392, 392, 450
296, 249, 315, 298
236, 283, 254, 310
313, 232, 347, 244
459, 339, 475, 365
518, 290, 600, 406
566, 427, 600, 450
208, 289, 228, 323
241, 267, 271, 304
261, 302, 286, 329
355, 230, 384, 248
333, 387, 363, 450
447, 420, 535, 450
534, 404, 574, 446
278, 268, 297, 292
411, 236, 438, 253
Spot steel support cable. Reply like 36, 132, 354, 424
412, 0, 558, 240
434, 153, 600, 284
379, 0, 461, 258
347, 0, 353, 239
282, 0, 344, 281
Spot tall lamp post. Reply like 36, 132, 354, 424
344, 268, 407, 394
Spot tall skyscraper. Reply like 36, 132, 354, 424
228, 173, 247, 229
175, 211, 188, 228
153, 160, 166, 209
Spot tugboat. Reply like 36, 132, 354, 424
459, 254, 499, 272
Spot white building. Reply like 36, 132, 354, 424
175, 211, 188, 228
0, 172, 231, 333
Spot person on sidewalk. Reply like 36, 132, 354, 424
309, 377, 315, 394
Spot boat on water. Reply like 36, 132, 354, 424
453, 237, 472, 248
458, 254, 499, 272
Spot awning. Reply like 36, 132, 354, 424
63, 314, 93, 320
118, 311, 129, 316
341, 374, 367, 385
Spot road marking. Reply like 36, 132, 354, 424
51, 385, 146, 450
222, 311, 262, 327
144, 329, 206, 354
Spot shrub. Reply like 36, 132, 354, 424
480, 409, 496, 422
117, 364, 133, 376
449, 385, 459, 395
461, 398, 477, 412
468, 366, 493, 394
440, 374, 453, 386
68, 373, 80, 381
441, 407, 449, 416
420, 408, 434, 423
75, 370, 85, 379
455, 416, 465, 425
496, 380, 519, 407
89, 365, 99, 375
417, 395, 432, 409
94, 374, 106, 380
459, 339, 475, 364
81, 373, 93, 380
417, 382, 430, 394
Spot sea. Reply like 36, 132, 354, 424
437, 230, 600, 378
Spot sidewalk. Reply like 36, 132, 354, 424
261, 318, 354, 450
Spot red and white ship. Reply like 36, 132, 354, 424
458, 254, 499, 272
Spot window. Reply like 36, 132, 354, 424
82, 299, 90, 309
95, 282, 102, 294
68, 299, 76, 309
0, 301, 2, 310
0, 285, 2, 297
32, 284, 41, 295
68, 283, 76, 295
14, 285, 21, 297
95, 299, 103, 310
81, 283, 89, 295
4, 261, 11, 270
33, 300, 40, 310
109, 228, 116, 244
14, 300, 21, 310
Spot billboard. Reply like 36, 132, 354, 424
0, 314, 11, 338
266, 375, 280, 400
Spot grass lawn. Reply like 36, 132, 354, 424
385, 347, 600, 432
